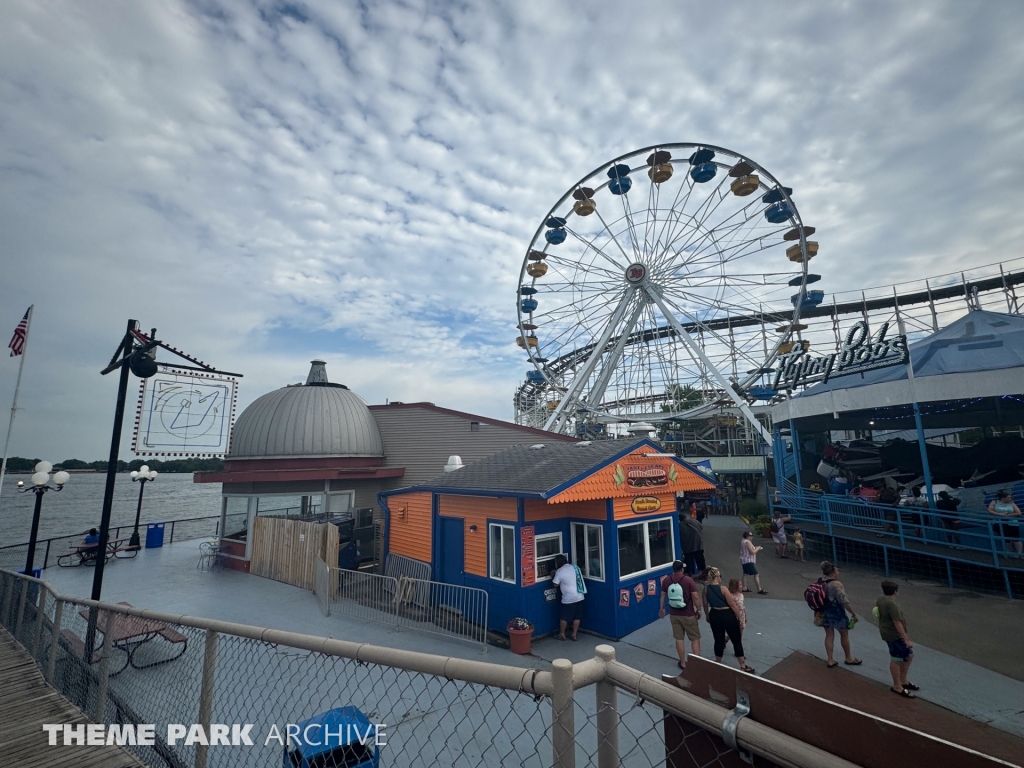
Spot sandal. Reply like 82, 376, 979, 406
757, 589, 769, 595
741, 588, 752, 593
903, 681, 920, 691
740, 665, 756, 673
570, 635, 578, 641
826, 661, 839, 668
890, 687, 915, 698
844, 658, 862, 666
555, 635, 566, 641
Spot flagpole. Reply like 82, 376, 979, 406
0, 305, 34, 506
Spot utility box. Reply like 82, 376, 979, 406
145, 522, 165, 549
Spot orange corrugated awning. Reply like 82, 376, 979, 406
548, 448, 716, 503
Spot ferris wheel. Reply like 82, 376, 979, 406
515, 143, 820, 440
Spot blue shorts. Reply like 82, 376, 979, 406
886, 638, 913, 662
741, 562, 758, 576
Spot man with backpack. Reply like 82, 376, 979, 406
659, 560, 701, 671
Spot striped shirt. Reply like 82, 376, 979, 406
740, 539, 757, 564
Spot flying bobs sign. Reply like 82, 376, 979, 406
773, 321, 908, 390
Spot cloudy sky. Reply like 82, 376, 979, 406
1, 0, 1023, 460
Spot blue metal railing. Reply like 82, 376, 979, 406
776, 490, 1019, 569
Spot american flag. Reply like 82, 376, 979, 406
8, 308, 30, 357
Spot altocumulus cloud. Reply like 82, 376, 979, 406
0, 0, 1022, 457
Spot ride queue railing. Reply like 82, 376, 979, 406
773, 481, 1017, 568
0, 515, 221, 574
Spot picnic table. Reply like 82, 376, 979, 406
60, 602, 188, 676
56, 537, 138, 567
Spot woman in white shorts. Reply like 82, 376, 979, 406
770, 510, 792, 558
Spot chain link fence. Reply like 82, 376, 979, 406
2, 568, 860, 768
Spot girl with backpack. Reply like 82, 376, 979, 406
702, 567, 755, 673
811, 561, 861, 668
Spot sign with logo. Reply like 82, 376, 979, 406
631, 496, 662, 514
544, 587, 558, 602
619, 589, 630, 607
633, 583, 645, 602
625, 263, 647, 283
647, 579, 657, 596
773, 321, 908, 390
521, 526, 535, 587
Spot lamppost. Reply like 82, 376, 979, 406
18, 461, 70, 575
128, 465, 157, 549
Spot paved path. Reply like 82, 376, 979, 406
0, 626, 147, 768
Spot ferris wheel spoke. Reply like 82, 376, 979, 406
658, 172, 734, 268
657, 290, 770, 374
648, 175, 697, 272
562, 225, 631, 272
619, 186, 647, 261
666, 195, 765, 274
543, 286, 639, 431
586, 293, 647, 406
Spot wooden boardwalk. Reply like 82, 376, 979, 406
0, 626, 148, 768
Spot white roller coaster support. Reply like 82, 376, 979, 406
644, 285, 773, 445
544, 287, 638, 433
585, 295, 647, 409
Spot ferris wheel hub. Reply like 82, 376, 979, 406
625, 263, 647, 284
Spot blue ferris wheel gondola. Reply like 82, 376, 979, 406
791, 290, 824, 309
765, 202, 794, 223
521, 298, 538, 313
761, 187, 793, 204
545, 228, 566, 245
607, 164, 632, 195
748, 385, 778, 401
526, 370, 545, 384
518, 285, 538, 296
690, 162, 717, 183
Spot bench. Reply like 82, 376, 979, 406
59, 629, 101, 665
113, 545, 140, 559
157, 627, 187, 644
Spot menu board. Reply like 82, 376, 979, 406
521, 526, 535, 587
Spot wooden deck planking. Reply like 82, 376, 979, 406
0, 627, 148, 768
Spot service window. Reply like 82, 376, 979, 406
489, 524, 516, 583
571, 523, 604, 581
618, 518, 675, 579
534, 533, 562, 580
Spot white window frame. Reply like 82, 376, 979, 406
489, 523, 516, 583
617, 517, 675, 579
571, 523, 605, 582
534, 532, 563, 581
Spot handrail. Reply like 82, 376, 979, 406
0, 514, 221, 570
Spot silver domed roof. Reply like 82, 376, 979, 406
229, 361, 383, 459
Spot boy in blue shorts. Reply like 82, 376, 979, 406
875, 580, 917, 698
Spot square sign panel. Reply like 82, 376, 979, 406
132, 367, 239, 456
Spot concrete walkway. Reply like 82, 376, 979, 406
39, 534, 1024, 743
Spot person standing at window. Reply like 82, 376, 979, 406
679, 514, 706, 581
552, 554, 585, 641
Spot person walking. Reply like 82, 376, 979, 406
552, 554, 585, 641
770, 509, 792, 558
875, 580, 917, 698
739, 531, 768, 594
659, 560, 701, 671
817, 561, 861, 668
791, 528, 806, 562
702, 567, 754, 673
935, 491, 962, 546
679, 514, 706, 580
988, 490, 1022, 557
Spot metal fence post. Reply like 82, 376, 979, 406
93, 610, 116, 721
195, 629, 218, 768
0, 572, 10, 626
46, 598, 64, 684
551, 658, 575, 768
44, 539, 52, 570
13, 579, 28, 639
595, 645, 619, 768
33, 587, 47, 659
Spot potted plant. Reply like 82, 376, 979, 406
754, 514, 773, 538
507, 617, 534, 654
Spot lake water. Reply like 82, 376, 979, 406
0, 472, 221, 547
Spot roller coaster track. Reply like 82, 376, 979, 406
514, 260, 1024, 423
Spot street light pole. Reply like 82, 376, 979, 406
19, 462, 70, 575
128, 466, 157, 549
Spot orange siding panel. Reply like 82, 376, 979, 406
612, 492, 677, 520
438, 495, 518, 578
549, 447, 715, 504
525, 498, 607, 522
387, 491, 432, 564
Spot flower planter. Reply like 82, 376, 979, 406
508, 627, 533, 655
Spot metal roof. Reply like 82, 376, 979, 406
229, 362, 383, 459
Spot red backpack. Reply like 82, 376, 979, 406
804, 579, 832, 611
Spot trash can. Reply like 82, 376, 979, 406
16, 568, 42, 578
145, 523, 165, 549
